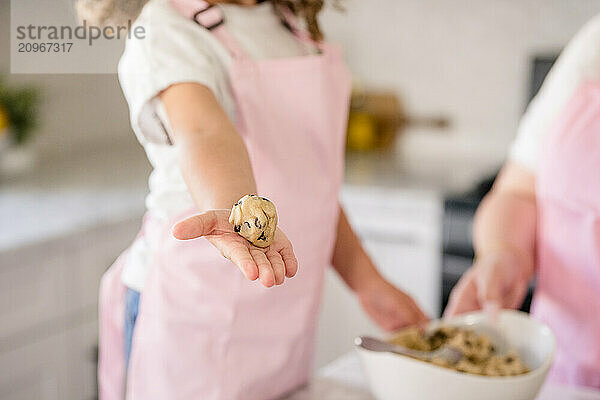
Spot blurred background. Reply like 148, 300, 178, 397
1, 1, 599, 399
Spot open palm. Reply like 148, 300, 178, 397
172, 210, 298, 287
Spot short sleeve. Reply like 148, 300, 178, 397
509, 14, 600, 173
118, 1, 228, 145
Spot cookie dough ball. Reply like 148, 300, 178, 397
229, 195, 278, 248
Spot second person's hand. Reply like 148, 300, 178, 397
444, 248, 533, 318
172, 210, 299, 288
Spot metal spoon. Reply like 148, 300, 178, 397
355, 336, 463, 365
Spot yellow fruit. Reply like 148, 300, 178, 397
0, 105, 10, 132
347, 112, 376, 151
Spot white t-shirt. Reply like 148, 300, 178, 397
509, 14, 600, 173
118, 0, 313, 291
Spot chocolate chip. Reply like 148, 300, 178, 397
254, 218, 261, 228
257, 231, 266, 241
432, 330, 447, 340
244, 222, 251, 229
506, 356, 514, 363
234, 225, 241, 233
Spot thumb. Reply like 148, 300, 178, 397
172, 211, 226, 240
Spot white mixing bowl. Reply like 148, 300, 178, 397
356, 310, 556, 400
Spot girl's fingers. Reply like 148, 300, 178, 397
397, 295, 428, 328
251, 249, 275, 287
266, 250, 285, 285
390, 296, 426, 331
177, 219, 297, 287
279, 245, 298, 278
227, 245, 259, 281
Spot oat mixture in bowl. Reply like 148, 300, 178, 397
389, 325, 529, 376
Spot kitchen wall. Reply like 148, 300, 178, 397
3, 0, 600, 167
0, 0, 135, 161
322, 0, 600, 169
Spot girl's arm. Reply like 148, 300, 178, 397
445, 162, 537, 316
332, 207, 428, 330
162, 83, 298, 287
160, 82, 256, 210
331, 209, 377, 292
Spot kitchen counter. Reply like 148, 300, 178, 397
344, 150, 497, 195
0, 145, 150, 252
287, 353, 600, 400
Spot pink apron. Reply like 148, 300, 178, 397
98, 2, 351, 399
533, 81, 600, 388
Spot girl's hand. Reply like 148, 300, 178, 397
357, 274, 429, 331
444, 248, 533, 318
172, 210, 299, 288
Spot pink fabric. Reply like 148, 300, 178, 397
533, 81, 600, 388
98, 251, 128, 399
98, 3, 352, 399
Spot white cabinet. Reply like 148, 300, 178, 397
315, 185, 442, 368
0, 216, 142, 400
0, 332, 64, 400
0, 244, 72, 342
0, 321, 98, 400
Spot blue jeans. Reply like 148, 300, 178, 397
124, 288, 140, 369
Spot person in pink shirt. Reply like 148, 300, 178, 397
446, 15, 600, 388
77, 0, 429, 398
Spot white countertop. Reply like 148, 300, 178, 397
0, 146, 150, 252
287, 353, 600, 400
344, 151, 497, 194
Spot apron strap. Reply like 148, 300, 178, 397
169, 0, 249, 59
169, 0, 322, 58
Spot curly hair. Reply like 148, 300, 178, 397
76, 0, 328, 41
272, 0, 325, 41
75, 0, 148, 26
